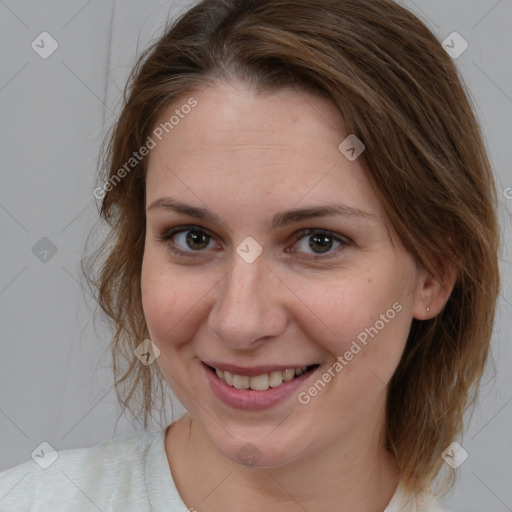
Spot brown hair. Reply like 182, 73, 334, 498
83, 0, 501, 497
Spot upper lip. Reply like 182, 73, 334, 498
202, 361, 318, 377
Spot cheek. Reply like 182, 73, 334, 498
140, 245, 216, 352
300, 265, 413, 372
141, 246, 189, 344
293, 277, 412, 424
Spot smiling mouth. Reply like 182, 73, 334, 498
205, 364, 320, 391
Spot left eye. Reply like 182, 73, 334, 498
289, 229, 348, 258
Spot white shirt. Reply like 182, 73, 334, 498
0, 426, 450, 511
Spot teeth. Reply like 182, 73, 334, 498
232, 374, 250, 389
282, 369, 295, 381
224, 371, 233, 386
214, 366, 311, 391
249, 374, 269, 391
268, 371, 283, 387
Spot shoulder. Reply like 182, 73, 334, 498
386, 481, 458, 512
0, 430, 159, 511
416, 491, 457, 512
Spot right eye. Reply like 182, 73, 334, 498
156, 225, 219, 258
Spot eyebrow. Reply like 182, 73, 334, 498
146, 197, 376, 229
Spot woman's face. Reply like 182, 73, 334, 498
141, 80, 428, 467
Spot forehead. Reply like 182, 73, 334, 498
144, 81, 383, 222
152, 82, 343, 152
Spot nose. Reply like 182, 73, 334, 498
207, 250, 288, 351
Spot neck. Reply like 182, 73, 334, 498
165, 405, 400, 511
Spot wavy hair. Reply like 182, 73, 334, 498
83, 0, 501, 497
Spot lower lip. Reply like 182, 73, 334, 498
203, 362, 319, 410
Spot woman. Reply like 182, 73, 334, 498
0, 0, 500, 510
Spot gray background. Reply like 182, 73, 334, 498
0, 1, 511, 510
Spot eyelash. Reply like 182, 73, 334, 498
155, 225, 351, 261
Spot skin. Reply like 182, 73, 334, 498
141, 80, 456, 511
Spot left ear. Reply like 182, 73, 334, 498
413, 261, 458, 320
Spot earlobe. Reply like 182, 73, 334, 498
413, 264, 457, 320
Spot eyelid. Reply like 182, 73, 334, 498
291, 228, 352, 245
158, 224, 216, 242
156, 224, 351, 259
155, 224, 220, 258
288, 228, 350, 259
